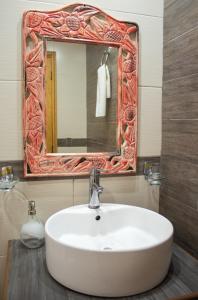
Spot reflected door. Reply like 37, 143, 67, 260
46, 51, 57, 153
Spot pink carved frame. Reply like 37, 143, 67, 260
23, 3, 138, 177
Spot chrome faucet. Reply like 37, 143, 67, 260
89, 168, 103, 209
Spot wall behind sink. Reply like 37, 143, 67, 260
0, 0, 163, 295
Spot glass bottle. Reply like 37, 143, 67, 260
20, 200, 45, 249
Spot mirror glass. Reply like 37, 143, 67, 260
45, 40, 118, 154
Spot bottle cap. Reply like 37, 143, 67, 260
28, 200, 36, 215
2, 166, 13, 176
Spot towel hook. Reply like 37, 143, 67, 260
100, 47, 112, 65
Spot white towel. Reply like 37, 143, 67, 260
106, 65, 111, 99
95, 64, 111, 117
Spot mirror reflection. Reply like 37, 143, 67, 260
45, 40, 118, 154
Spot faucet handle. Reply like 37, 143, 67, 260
92, 182, 103, 193
98, 186, 103, 194
96, 185, 104, 194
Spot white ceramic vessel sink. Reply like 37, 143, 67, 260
45, 204, 173, 297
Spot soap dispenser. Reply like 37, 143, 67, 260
20, 200, 44, 249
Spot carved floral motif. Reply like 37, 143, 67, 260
23, 4, 138, 177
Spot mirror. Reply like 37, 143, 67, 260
45, 41, 118, 154
23, 3, 138, 177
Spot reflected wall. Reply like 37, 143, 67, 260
87, 44, 118, 152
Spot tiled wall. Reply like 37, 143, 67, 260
0, 0, 163, 295
160, 0, 198, 258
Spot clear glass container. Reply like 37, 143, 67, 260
144, 162, 162, 185
147, 162, 161, 185
0, 165, 18, 191
1, 166, 14, 182
0, 178, 19, 191
20, 200, 45, 249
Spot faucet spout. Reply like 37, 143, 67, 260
89, 168, 103, 209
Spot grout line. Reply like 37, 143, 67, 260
72, 178, 75, 206
139, 85, 162, 89
25, 0, 163, 19
164, 0, 177, 9
0, 80, 22, 83
106, 8, 163, 19
164, 24, 198, 45
19, 0, 56, 5
0, 81, 162, 89
163, 118, 198, 121
163, 72, 198, 83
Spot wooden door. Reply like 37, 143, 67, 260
46, 51, 57, 153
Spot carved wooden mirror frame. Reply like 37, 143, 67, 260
23, 3, 138, 177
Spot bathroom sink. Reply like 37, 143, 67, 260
45, 204, 173, 297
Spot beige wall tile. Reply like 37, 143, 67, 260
0, 0, 21, 81
74, 176, 159, 212
74, 178, 89, 206
138, 87, 162, 156
0, 82, 23, 160
0, 0, 58, 81
101, 176, 159, 212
